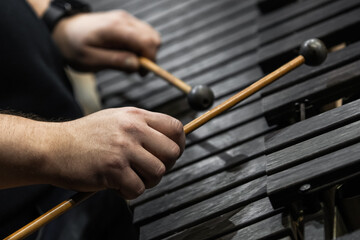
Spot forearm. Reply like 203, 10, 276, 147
0, 108, 185, 199
26, 0, 50, 17
0, 114, 56, 189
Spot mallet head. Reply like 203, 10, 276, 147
187, 85, 215, 110
300, 38, 327, 66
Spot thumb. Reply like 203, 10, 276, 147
78, 46, 140, 72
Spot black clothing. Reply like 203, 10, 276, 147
0, 0, 82, 238
0, 1, 136, 239
0, 0, 83, 120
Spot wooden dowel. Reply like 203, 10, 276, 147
139, 57, 192, 94
184, 55, 305, 134
5, 55, 305, 240
4, 192, 94, 240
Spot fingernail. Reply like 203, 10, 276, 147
125, 57, 138, 70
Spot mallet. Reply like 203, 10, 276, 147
4, 38, 327, 240
139, 57, 215, 111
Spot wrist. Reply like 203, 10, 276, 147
0, 115, 58, 188
37, 121, 75, 188
42, 0, 91, 32
18, 119, 65, 187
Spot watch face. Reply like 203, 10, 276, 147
52, 0, 91, 14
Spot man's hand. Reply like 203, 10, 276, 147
0, 108, 185, 200
48, 108, 184, 199
53, 10, 161, 73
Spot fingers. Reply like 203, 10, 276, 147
116, 109, 185, 193
109, 10, 161, 61
108, 146, 167, 196
120, 108, 184, 170
95, 10, 161, 74
106, 146, 170, 197
79, 46, 140, 72
141, 126, 183, 170
87, 108, 185, 200
145, 111, 186, 154
139, 110, 185, 171
112, 14, 160, 76
130, 147, 166, 189
120, 109, 185, 193
114, 167, 145, 200
123, 115, 183, 190
117, 130, 179, 193
53, 10, 161, 73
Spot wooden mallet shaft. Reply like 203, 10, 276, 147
4, 192, 94, 240
139, 57, 192, 94
139, 57, 215, 110
184, 55, 305, 134
7, 36, 332, 239
183, 37, 328, 132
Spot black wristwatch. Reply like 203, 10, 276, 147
43, 0, 91, 32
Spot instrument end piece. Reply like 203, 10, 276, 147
300, 38, 328, 66
187, 85, 215, 110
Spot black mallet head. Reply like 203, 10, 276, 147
187, 85, 215, 110
300, 38, 327, 66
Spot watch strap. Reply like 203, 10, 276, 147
42, 0, 91, 32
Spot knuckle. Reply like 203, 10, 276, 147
122, 121, 141, 135
109, 52, 122, 65
113, 10, 129, 20
145, 164, 165, 189
141, 36, 153, 47
142, 35, 159, 49
116, 9, 127, 16
105, 156, 128, 172
107, 10, 131, 29
155, 163, 166, 179
124, 107, 142, 115
108, 12, 121, 26
119, 116, 141, 134
120, 108, 146, 134
126, 185, 145, 200
100, 170, 118, 189
117, 178, 145, 200
171, 119, 184, 137
115, 138, 131, 150
149, 36, 158, 46
153, 33, 161, 47
123, 191, 139, 200
135, 185, 145, 197
73, 49, 91, 66
170, 143, 182, 160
